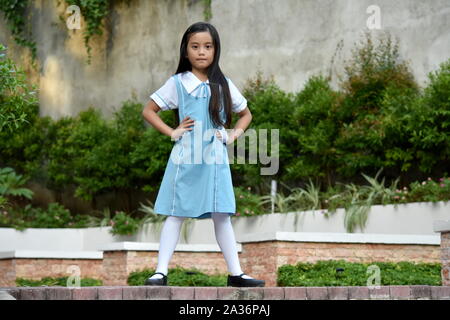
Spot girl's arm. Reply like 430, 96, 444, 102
142, 100, 174, 138
230, 107, 252, 142
142, 100, 195, 141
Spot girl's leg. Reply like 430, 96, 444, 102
211, 212, 253, 279
149, 215, 186, 279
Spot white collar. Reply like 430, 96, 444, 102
181, 71, 210, 95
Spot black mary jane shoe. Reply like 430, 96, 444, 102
144, 272, 168, 286
227, 273, 265, 287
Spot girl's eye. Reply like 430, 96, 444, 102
191, 45, 212, 49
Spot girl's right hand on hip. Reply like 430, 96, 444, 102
171, 116, 195, 141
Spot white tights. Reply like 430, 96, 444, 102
150, 213, 252, 279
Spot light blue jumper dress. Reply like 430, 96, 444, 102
153, 73, 236, 219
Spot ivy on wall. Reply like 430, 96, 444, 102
0, 0, 110, 65
60, 0, 111, 65
202, 0, 212, 21
0, 0, 37, 62
1, 0, 213, 65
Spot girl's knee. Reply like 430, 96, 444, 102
211, 212, 231, 224
166, 215, 186, 224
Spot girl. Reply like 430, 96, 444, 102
141, 22, 264, 287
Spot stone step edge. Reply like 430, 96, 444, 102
1, 285, 450, 300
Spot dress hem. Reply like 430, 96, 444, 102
154, 210, 235, 219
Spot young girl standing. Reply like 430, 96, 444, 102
141, 22, 264, 287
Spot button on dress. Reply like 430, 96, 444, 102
153, 73, 236, 219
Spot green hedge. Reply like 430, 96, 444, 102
16, 276, 102, 287
128, 267, 227, 287
277, 260, 441, 287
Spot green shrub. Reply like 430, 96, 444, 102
340, 31, 418, 111
46, 100, 175, 201
376, 85, 419, 174
0, 43, 38, 133
74, 101, 148, 200
47, 108, 113, 200
129, 109, 176, 194
238, 71, 296, 193
277, 260, 441, 287
128, 266, 227, 287
234, 185, 264, 216
393, 176, 450, 203
109, 211, 141, 236
335, 32, 419, 179
409, 58, 450, 174
0, 111, 53, 182
288, 75, 342, 185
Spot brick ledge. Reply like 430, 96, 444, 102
237, 232, 441, 245
0, 250, 103, 260
1, 285, 449, 300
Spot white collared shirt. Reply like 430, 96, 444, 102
149, 71, 247, 113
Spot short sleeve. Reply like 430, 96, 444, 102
149, 76, 178, 110
226, 78, 247, 113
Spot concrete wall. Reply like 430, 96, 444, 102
0, 0, 449, 120
0, 201, 448, 251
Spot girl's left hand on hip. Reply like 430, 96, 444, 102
215, 128, 229, 145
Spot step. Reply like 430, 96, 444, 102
1, 285, 450, 300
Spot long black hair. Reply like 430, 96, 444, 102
173, 22, 233, 129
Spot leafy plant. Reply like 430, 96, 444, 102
0, 167, 34, 200
108, 211, 140, 236
291, 179, 321, 211
392, 176, 450, 203
234, 185, 264, 216
137, 200, 167, 235
0, 43, 37, 133
340, 169, 397, 232
259, 192, 291, 214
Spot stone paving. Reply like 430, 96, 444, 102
1, 285, 449, 300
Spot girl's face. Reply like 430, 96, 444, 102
186, 31, 215, 74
